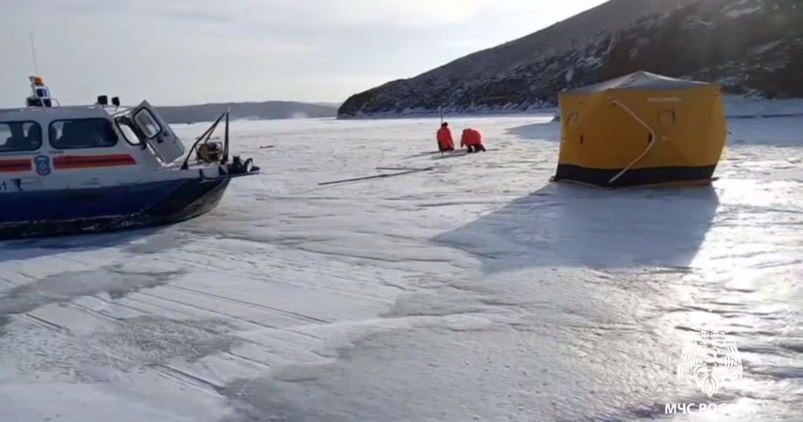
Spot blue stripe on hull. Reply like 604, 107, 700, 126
0, 179, 187, 223
0, 176, 234, 240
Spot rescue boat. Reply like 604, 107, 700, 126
0, 76, 260, 240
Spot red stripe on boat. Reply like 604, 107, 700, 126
0, 158, 32, 173
53, 154, 137, 169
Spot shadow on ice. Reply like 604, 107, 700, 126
432, 183, 720, 273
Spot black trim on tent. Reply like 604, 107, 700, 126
553, 164, 717, 188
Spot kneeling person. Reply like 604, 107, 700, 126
461, 128, 486, 153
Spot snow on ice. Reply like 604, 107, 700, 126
0, 109, 802, 421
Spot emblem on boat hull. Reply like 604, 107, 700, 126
34, 155, 51, 175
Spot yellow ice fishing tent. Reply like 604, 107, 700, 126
552, 71, 727, 188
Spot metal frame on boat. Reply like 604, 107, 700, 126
0, 76, 261, 240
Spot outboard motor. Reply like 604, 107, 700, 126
229, 155, 258, 175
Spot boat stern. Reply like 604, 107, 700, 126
175, 107, 262, 179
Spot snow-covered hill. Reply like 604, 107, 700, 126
338, 0, 803, 118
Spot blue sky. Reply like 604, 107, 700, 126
0, 0, 606, 107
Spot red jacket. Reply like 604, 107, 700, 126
437, 127, 454, 149
461, 128, 482, 147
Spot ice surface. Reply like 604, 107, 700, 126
1, 112, 802, 421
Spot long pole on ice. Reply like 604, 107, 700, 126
438, 106, 444, 156
318, 167, 434, 186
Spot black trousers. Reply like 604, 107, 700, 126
439, 144, 454, 152
466, 144, 486, 153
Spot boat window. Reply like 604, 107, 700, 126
115, 117, 142, 145
115, 116, 164, 162
133, 108, 162, 139
49, 118, 119, 149
0, 121, 43, 152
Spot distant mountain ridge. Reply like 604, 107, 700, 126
338, 0, 803, 118
156, 101, 338, 124
312, 101, 343, 108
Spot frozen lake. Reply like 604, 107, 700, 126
1, 113, 802, 421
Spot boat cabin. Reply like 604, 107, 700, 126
0, 76, 198, 191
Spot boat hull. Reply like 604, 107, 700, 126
0, 176, 233, 240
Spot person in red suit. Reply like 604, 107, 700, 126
436, 122, 455, 152
461, 128, 486, 153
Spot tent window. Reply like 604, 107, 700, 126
567, 112, 579, 126
659, 110, 675, 125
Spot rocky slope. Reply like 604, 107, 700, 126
338, 0, 803, 118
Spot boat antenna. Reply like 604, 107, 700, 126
29, 31, 40, 75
